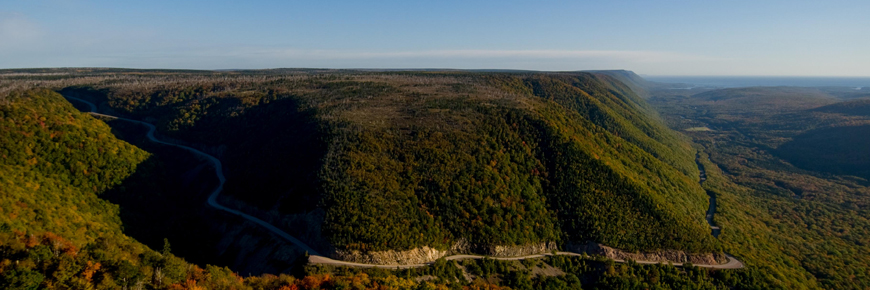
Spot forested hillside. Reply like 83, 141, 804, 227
0, 89, 246, 289
812, 98, 870, 116
777, 125, 870, 178
0, 88, 461, 289
5, 70, 842, 289
0, 89, 146, 244
35, 70, 715, 260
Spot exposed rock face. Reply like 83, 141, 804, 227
332, 246, 451, 265
330, 240, 558, 265
328, 240, 725, 266
566, 242, 728, 265
478, 242, 559, 257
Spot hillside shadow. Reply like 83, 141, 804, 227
776, 124, 870, 180
63, 85, 328, 214
811, 98, 870, 117
99, 118, 308, 275
99, 119, 227, 267
164, 96, 328, 214
62, 88, 324, 273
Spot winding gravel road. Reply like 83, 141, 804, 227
65, 95, 742, 270
64, 96, 320, 256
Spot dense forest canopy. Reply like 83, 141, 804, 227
0, 89, 148, 245
7, 69, 869, 289
44, 70, 715, 255
0, 89, 218, 289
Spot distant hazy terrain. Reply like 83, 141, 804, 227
650, 84, 870, 289
645, 76, 870, 89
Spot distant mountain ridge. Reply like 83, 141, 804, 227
583, 70, 655, 98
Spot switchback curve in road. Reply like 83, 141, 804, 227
64, 96, 320, 256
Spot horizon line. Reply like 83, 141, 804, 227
1, 67, 869, 78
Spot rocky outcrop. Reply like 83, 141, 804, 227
566, 242, 728, 265
332, 246, 451, 265
330, 240, 558, 265
325, 240, 728, 266
477, 242, 559, 257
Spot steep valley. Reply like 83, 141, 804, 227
58, 71, 717, 262
2, 69, 839, 289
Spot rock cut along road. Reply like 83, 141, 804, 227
309, 251, 745, 270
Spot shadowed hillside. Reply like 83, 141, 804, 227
0, 89, 224, 289
812, 98, 870, 116
777, 124, 870, 179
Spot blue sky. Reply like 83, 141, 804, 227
1, 0, 868, 75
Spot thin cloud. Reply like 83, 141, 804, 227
249, 49, 718, 63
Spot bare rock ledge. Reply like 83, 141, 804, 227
328, 241, 725, 266
330, 241, 558, 265
566, 242, 728, 265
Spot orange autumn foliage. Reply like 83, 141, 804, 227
82, 260, 101, 283
300, 274, 331, 289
